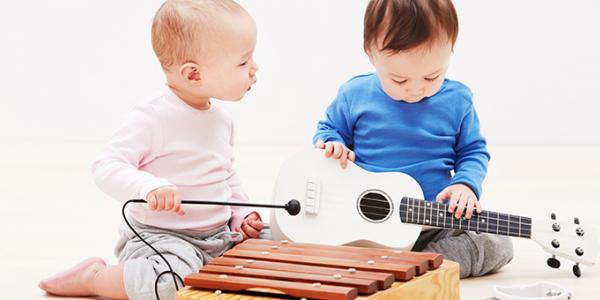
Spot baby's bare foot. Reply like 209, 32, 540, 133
38, 257, 106, 296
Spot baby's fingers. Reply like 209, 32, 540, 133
333, 143, 343, 159
315, 140, 325, 149
340, 149, 348, 169
436, 188, 450, 203
155, 193, 165, 211
249, 219, 264, 231
465, 197, 476, 219
235, 227, 248, 240
173, 193, 185, 216
446, 198, 458, 215
348, 150, 356, 162
164, 190, 174, 211
324, 142, 334, 158
243, 222, 261, 238
147, 193, 157, 210
454, 195, 467, 219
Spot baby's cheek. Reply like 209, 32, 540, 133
382, 83, 405, 101
429, 81, 445, 95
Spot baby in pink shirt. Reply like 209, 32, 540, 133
39, 1, 261, 299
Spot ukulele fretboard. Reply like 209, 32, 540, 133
399, 197, 532, 238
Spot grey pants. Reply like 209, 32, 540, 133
115, 218, 243, 300
411, 229, 514, 278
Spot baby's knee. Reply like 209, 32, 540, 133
475, 234, 514, 277
459, 233, 514, 278
484, 235, 514, 264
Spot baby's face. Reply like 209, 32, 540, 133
198, 13, 258, 101
369, 41, 452, 103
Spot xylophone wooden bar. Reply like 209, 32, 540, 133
210, 256, 395, 289
199, 264, 378, 294
224, 248, 416, 281
184, 272, 358, 300
234, 241, 429, 275
244, 239, 443, 270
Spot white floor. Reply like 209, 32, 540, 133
1, 142, 599, 299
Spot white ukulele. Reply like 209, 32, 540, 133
270, 149, 599, 277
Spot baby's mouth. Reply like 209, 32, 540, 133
247, 81, 256, 91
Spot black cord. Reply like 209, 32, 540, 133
155, 270, 184, 299
122, 200, 184, 300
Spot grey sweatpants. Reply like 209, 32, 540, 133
411, 229, 514, 278
114, 218, 243, 300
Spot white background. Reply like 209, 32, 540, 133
1, 0, 599, 147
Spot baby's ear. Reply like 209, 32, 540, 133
179, 62, 202, 84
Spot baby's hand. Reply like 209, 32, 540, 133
315, 140, 356, 169
435, 183, 481, 219
236, 212, 263, 240
146, 186, 185, 216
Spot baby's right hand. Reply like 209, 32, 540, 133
146, 186, 185, 216
315, 140, 355, 169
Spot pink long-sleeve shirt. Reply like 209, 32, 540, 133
92, 87, 256, 231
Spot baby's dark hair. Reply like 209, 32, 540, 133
363, 0, 458, 53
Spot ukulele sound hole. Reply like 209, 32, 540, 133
357, 190, 393, 223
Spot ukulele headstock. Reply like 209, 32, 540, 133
531, 213, 599, 277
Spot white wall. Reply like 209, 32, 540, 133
1, 0, 599, 146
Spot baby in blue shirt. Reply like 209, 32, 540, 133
314, 0, 513, 278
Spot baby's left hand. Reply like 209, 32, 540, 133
236, 212, 263, 240
436, 183, 482, 219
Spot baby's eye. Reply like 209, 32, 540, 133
392, 79, 407, 85
425, 75, 440, 81
239, 61, 248, 67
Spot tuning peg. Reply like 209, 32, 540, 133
574, 217, 580, 225
573, 263, 581, 277
547, 255, 560, 269
551, 212, 556, 220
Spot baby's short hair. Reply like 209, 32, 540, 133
363, 0, 458, 53
151, 0, 244, 68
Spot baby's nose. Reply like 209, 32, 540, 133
250, 61, 259, 74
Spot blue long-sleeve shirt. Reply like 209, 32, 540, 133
313, 73, 490, 201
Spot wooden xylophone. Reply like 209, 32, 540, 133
177, 239, 459, 300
